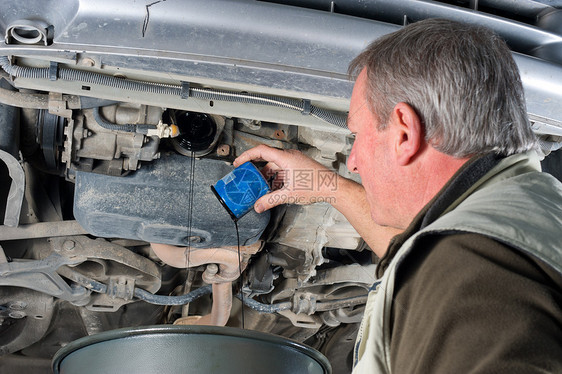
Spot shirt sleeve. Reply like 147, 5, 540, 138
389, 233, 562, 374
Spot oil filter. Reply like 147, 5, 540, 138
211, 161, 270, 220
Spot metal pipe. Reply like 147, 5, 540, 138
0, 84, 80, 109
150, 241, 261, 326
315, 294, 368, 312
0, 81, 117, 110
58, 265, 213, 306
189, 282, 232, 326
133, 285, 212, 306
150, 242, 261, 283
235, 296, 292, 313
234, 293, 368, 314
93, 106, 151, 134
210, 282, 233, 326
0, 221, 89, 241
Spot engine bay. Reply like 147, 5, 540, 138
0, 55, 370, 372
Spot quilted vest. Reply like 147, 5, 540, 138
352, 152, 562, 373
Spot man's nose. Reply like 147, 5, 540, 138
347, 147, 359, 174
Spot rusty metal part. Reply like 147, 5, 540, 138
234, 130, 289, 150
48, 236, 162, 312
150, 242, 261, 283
0, 251, 90, 304
150, 241, 261, 326
174, 282, 232, 326
207, 283, 232, 326
216, 144, 230, 156
273, 129, 286, 140
0, 149, 24, 227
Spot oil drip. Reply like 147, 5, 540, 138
234, 219, 245, 329
184, 151, 246, 329
211, 161, 271, 329
185, 150, 196, 267
182, 150, 196, 316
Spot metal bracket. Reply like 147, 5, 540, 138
301, 99, 311, 115
49, 61, 59, 81
106, 277, 136, 300
48, 92, 72, 118
277, 309, 322, 329
0, 251, 90, 304
292, 292, 318, 315
180, 81, 190, 99
0, 149, 25, 227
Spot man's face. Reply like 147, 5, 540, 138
347, 69, 396, 227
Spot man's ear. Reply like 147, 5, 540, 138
390, 102, 423, 166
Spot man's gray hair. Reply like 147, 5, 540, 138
349, 19, 538, 158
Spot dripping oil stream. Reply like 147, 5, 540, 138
185, 151, 245, 329
184, 151, 196, 293
234, 219, 245, 329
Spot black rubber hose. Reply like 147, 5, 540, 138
315, 294, 368, 312
133, 284, 212, 305
93, 107, 152, 134
235, 295, 292, 313
63, 269, 212, 306
235, 294, 368, 313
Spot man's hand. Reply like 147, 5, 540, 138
233, 145, 338, 213
234, 145, 402, 256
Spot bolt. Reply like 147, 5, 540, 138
187, 236, 202, 244
8, 301, 26, 310
217, 144, 230, 156
239, 118, 261, 130
274, 130, 286, 140
8, 311, 26, 319
63, 240, 75, 251
80, 58, 95, 67
206, 263, 219, 275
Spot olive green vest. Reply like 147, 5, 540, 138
352, 152, 562, 373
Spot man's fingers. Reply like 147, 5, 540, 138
254, 190, 288, 213
232, 150, 259, 167
233, 145, 271, 167
233, 145, 286, 168
260, 162, 281, 181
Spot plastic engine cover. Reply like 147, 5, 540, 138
73, 153, 270, 247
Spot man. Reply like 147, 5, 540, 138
234, 19, 562, 373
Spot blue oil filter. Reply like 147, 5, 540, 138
211, 161, 270, 220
